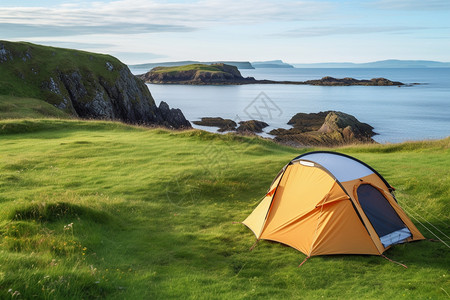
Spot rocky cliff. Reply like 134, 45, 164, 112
0, 41, 190, 128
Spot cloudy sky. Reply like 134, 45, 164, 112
1, 0, 449, 64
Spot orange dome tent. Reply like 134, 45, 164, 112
243, 151, 424, 258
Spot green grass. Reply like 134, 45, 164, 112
151, 64, 230, 74
0, 95, 71, 119
0, 119, 448, 299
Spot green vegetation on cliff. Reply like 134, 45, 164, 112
0, 119, 448, 299
0, 41, 122, 107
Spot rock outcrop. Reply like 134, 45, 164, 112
192, 117, 269, 133
193, 117, 237, 132
236, 120, 269, 133
158, 101, 192, 128
0, 40, 191, 129
318, 111, 375, 140
271, 111, 376, 147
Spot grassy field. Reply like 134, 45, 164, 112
0, 119, 448, 299
0, 95, 71, 120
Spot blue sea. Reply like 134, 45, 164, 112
130, 67, 450, 143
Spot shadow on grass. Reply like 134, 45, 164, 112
10, 201, 111, 224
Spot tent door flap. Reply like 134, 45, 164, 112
357, 184, 411, 248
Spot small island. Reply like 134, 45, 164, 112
140, 63, 404, 86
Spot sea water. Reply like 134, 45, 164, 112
129, 67, 450, 143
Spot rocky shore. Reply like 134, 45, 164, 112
194, 111, 376, 147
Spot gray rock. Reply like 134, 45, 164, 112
193, 117, 237, 132
236, 120, 269, 133
158, 101, 191, 129
0, 43, 12, 63
48, 77, 61, 95
318, 111, 375, 140
106, 61, 114, 71
57, 98, 69, 110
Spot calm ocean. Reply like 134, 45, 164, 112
130, 67, 450, 143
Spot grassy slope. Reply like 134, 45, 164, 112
0, 95, 71, 119
0, 119, 448, 299
0, 41, 123, 107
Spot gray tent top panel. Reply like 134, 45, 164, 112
297, 152, 374, 182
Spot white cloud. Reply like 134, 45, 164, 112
0, 0, 332, 38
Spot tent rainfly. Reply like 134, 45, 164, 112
243, 151, 424, 257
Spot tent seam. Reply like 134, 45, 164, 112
307, 188, 329, 256
257, 165, 290, 238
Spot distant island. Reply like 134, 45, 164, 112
130, 60, 255, 70
140, 63, 404, 86
251, 60, 294, 68
129, 60, 294, 71
293, 59, 450, 68
130, 59, 449, 71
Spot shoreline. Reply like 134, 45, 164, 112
142, 77, 406, 86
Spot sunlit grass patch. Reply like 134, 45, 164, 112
0, 119, 448, 299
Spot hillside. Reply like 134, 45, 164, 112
0, 41, 190, 128
0, 119, 448, 299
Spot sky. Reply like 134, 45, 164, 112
0, 0, 449, 64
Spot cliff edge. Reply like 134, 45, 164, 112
0, 41, 190, 128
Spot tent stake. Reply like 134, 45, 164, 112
249, 240, 259, 251
381, 254, 408, 268
298, 256, 310, 267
